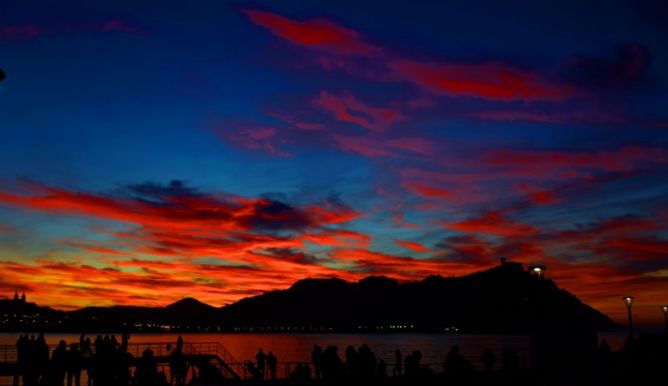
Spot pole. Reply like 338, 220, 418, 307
626, 305, 634, 338
664, 310, 667, 333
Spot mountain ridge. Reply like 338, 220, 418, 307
0, 261, 616, 333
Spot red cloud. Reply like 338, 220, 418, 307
0, 182, 361, 235
100, 19, 144, 34
0, 25, 39, 40
446, 211, 539, 237
267, 111, 325, 130
315, 91, 401, 132
388, 59, 575, 101
395, 240, 430, 253
0, 20, 143, 42
329, 248, 496, 280
483, 146, 668, 173
334, 134, 435, 158
515, 183, 561, 205
242, 9, 380, 56
470, 109, 622, 125
403, 182, 452, 200
216, 124, 291, 157
243, 9, 576, 102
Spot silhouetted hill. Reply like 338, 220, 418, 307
166, 297, 217, 314
0, 262, 615, 333
218, 262, 615, 333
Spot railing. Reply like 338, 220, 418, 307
0, 340, 243, 381
183, 342, 238, 365
0, 341, 238, 364
0, 346, 17, 364
1, 341, 527, 381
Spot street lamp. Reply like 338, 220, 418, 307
661, 305, 668, 333
528, 265, 547, 279
622, 296, 634, 338
527, 264, 546, 370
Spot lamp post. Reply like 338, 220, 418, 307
622, 296, 634, 338
661, 305, 668, 333
527, 264, 546, 370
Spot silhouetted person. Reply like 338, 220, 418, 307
344, 345, 358, 378
0, 68, 5, 82
311, 345, 323, 380
393, 349, 402, 376
168, 341, 186, 385
194, 358, 222, 384
94, 336, 103, 354
256, 348, 266, 380
49, 340, 68, 386
121, 333, 129, 352
24, 335, 41, 386
14, 335, 26, 386
321, 346, 343, 382
83, 338, 92, 355
482, 348, 495, 372
291, 363, 311, 384
66, 344, 81, 386
135, 349, 158, 386
376, 359, 387, 378
245, 361, 260, 381
357, 344, 376, 380
443, 345, 473, 379
267, 351, 277, 381
404, 350, 422, 378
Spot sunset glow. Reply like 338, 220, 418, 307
1, 1, 667, 327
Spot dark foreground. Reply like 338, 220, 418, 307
1, 332, 666, 386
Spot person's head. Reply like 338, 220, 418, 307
142, 349, 154, 360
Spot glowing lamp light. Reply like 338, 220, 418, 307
661, 305, 668, 313
622, 296, 634, 307
528, 265, 546, 278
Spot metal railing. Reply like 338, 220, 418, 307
0, 341, 238, 364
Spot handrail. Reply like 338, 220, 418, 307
0, 341, 238, 364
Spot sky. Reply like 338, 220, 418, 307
0, 0, 667, 326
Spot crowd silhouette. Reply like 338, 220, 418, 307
10, 335, 533, 385
9, 333, 668, 385
13, 334, 198, 386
